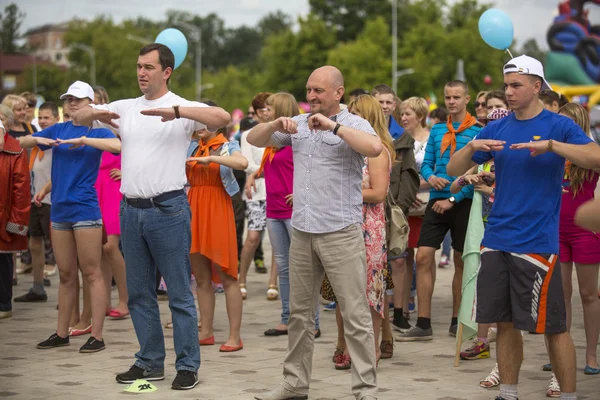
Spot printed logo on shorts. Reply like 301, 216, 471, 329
531, 271, 543, 322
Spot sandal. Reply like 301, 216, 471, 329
334, 352, 351, 370
240, 283, 247, 300
266, 285, 279, 301
380, 338, 393, 359
332, 347, 344, 363
546, 373, 561, 398
479, 363, 500, 388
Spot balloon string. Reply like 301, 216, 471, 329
506, 49, 514, 58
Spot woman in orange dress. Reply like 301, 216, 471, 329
186, 126, 248, 352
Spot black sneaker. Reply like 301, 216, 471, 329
37, 333, 69, 349
495, 397, 518, 400
392, 314, 412, 333
171, 370, 199, 390
79, 336, 106, 353
116, 365, 165, 384
449, 324, 458, 337
14, 289, 47, 302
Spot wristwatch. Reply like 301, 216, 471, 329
172, 105, 181, 119
448, 196, 456, 204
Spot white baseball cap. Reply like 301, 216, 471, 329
60, 80, 94, 101
503, 55, 552, 91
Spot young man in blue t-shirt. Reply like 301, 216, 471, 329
448, 55, 600, 400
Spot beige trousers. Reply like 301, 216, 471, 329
281, 224, 378, 399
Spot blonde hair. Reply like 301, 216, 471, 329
476, 91, 489, 101
0, 104, 15, 125
348, 94, 395, 163
401, 97, 429, 128
266, 92, 300, 119
559, 103, 593, 197
2, 94, 27, 111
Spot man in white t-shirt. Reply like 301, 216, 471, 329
73, 43, 230, 391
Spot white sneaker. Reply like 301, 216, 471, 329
16, 263, 32, 274
487, 327, 497, 343
254, 385, 308, 400
44, 265, 57, 277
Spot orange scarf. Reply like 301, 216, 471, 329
28, 147, 45, 171
196, 134, 229, 157
256, 147, 277, 178
440, 112, 478, 157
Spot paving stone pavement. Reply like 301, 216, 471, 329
1, 251, 598, 399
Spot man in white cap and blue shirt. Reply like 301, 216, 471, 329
448, 55, 600, 400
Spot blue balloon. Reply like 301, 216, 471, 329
478, 9, 514, 50
155, 28, 188, 69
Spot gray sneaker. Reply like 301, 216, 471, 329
449, 324, 458, 337
396, 325, 433, 342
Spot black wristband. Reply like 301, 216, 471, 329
333, 123, 341, 135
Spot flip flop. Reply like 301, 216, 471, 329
108, 309, 130, 320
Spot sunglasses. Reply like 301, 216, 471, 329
474, 101, 486, 108
247, 112, 255, 116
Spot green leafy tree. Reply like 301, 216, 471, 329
261, 15, 337, 99
309, 0, 390, 42
327, 17, 392, 91
18, 64, 71, 102
519, 38, 547, 63
0, 3, 25, 54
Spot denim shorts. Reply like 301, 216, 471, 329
51, 219, 103, 231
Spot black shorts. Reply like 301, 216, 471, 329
475, 248, 567, 334
29, 203, 51, 238
416, 198, 472, 253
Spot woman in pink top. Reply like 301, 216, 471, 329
96, 152, 128, 318
95, 86, 128, 319
559, 103, 600, 375
247, 93, 321, 337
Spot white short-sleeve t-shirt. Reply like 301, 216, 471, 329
93, 91, 207, 198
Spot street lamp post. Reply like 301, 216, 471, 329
72, 43, 96, 86
174, 20, 202, 101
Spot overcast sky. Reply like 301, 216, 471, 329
17, 0, 600, 50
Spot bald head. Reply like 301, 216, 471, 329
306, 66, 345, 117
309, 66, 344, 89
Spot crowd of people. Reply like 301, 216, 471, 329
1, 43, 600, 400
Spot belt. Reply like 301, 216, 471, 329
124, 189, 185, 209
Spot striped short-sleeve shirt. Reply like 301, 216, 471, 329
271, 108, 377, 234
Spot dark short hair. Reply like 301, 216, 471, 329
539, 90, 560, 106
371, 84, 396, 97
139, 43, 175, 72
350, 88, 368, 98
485, 89, 507, 106
445, 80, 469, 95
203, 100, 218, 107
240, 117, 258, 132
39, 102, 59, 118
252, 92, 273, 112
429, 107, 448, 121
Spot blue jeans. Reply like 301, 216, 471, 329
267, 218, 320, 329
120, 194, 199, 372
